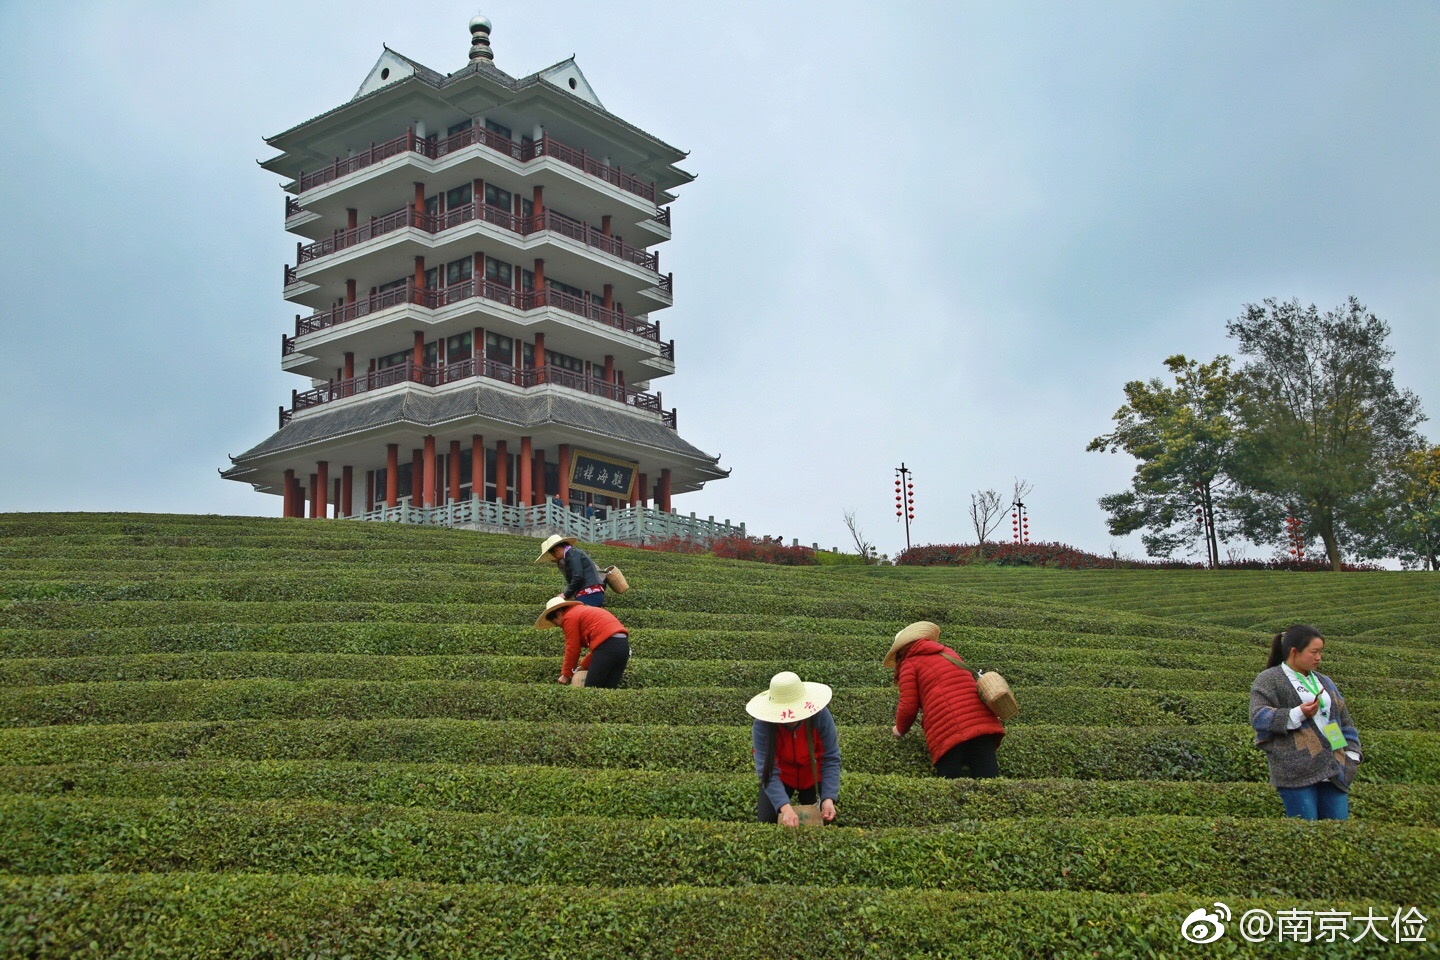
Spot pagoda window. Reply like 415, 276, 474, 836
485, 258, 512, 287
484, 184, 511, 211
423, 340, 440, 366
377, 277, 406, 293
521, 268, 535, 292
446, 184, 472, 209
521, 197, 534, 219
425, 194, 440, 217
549, 278, 583, 300
521, 342, 535, 368
447, 332, 473, 360
485, 332, 513, 365
425, 266, 440, 290
447, 118, 473, 137
485, 119, 512, 140
545, 349, 583, 375
376, 349, 410, 370
446, 257, 472, 285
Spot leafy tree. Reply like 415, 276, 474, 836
1389, 445, 1440, 570
1088, 355, 1238, 566
1226, 297, 1426, 570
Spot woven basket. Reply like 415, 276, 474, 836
570, 670, 588, 687
976, 671, 1019, 721
604, 565, 629, 593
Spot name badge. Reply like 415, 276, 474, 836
1321, 721, 1347, 750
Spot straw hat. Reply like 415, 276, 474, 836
745, 671, 832, 723
534, 534, 577, 563
884, 621, 941, 669
535, 594, 581, 630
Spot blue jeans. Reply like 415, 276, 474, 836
1277, 782, 1349, 821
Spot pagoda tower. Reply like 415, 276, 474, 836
222, 17, 728, 531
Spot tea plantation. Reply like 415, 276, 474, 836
1, 513, 1437, 958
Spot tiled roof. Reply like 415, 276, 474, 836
226, 388, 721, 468
266, 49, 686, 161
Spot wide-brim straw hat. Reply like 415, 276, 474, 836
884, 621, 941, 669
534, 534, 577, 563
535, 594, 582, 630
745, 671, 833, 723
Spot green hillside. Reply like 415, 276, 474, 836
1, 513, 1437, 958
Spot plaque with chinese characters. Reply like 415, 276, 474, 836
568, 449, 638, 500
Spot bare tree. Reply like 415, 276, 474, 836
842, 509, 873, 559
969, 489, 1005, 544
1012, 477, 1034, 505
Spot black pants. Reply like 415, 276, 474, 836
582, 635, 629, 688
756, 783, 817, 823
934, 734, 1001, 779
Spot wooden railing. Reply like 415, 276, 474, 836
286, 278, 665, 350
292, 203, 659, 273
295, 128, 658, 203
281, 359, 677, 429
285, 196, 303, 219
351, 500, 745, 544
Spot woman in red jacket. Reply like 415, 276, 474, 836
886, 621, 1005, 778
536, 595, 630, 688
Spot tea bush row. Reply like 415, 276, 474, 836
3, 794, 1437, 899
1, 872, 1422, 960
4, 759, 1438, 825
4, 719, 1436, 781
5, 651, 1436, 699
3, 678, 1434, 731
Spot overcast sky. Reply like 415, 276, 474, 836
1, 1, 1436, 560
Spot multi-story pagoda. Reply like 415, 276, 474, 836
222, 17, 730, 536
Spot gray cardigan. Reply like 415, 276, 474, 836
1249, 665, 1362, 791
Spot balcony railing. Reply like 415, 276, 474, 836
284, 279, 672, 359
295, 128, 658, 204
280, 359, 677, 430
292, 203, 659, 273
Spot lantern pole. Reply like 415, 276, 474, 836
894, 463, 915, 551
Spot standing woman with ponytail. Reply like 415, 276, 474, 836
1250, 625, 1362, 820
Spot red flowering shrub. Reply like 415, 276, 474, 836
603, 536, 708, 555
711, 535, 818, 566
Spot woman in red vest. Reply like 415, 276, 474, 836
886, 621, 1005, 778
746, 672, 841, 826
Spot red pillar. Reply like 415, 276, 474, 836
411, 449, 424, 504
602, 283, 614, 314
414, 256, 426, 291
601, 214, 612, 236
341, 465, 353, 518
557, 444, 571, 507
659, 469, 672, 512
282, 469, 296, 517
638, 472, 648, 508
413, 182, 425, 216
518, 436, 533, 508
471, 435, 484, 500
386, 443, 399, 507
495, 440, 509, 505
345, 278, 356, 304
449, 440, 461, 503
308, 473, 319, 518
347, 208, 358, 230
532, 185, 544, 217
422, 436, 437, 508
534, 447, 546, 505
316, 461, 329, 519
533, 331, 545, 383
412, 330, 424, 381
603, 355, 614, 384
533, 258, 545, 309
